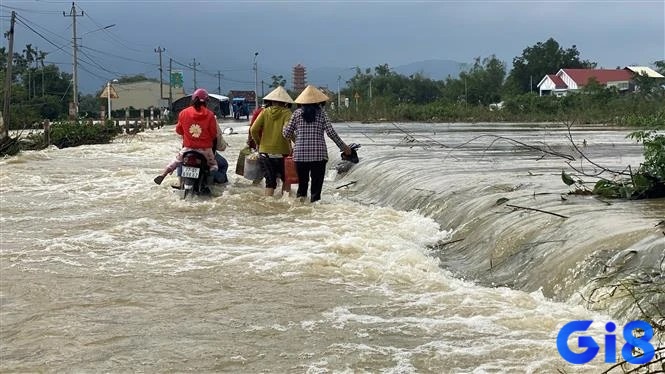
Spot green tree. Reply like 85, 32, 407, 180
1, 46, 73, 126
270, 75, 286, 88
506, 38, 596, 93
441, 55, 505, 106
653, 60, 665, 76
117, 74, 155, 83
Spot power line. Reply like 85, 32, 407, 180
13, 14, 132, 93
79, 45, 156, 66
0, 4, 62, 14
77, 5, 148, 53
78, 63, 113, 83
77, 47, 124, 77
166, 55, 256, 85
15, 13, 70, 45
14, 17, 71, 57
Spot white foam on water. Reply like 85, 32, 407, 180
1, 125, 646, 373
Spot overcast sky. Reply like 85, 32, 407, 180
2, 0, 664, 94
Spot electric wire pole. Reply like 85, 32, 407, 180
217, 71, 222, 95
63, 2, 83, 118
168, 58, 173, 113
253, 52, 259, 109
154, 46, 166, 102
2, 11, 16, 139
190, 58, 200, 90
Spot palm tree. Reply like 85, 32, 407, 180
270, 75, 286, 89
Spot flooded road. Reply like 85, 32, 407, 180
1, 122, 662, 373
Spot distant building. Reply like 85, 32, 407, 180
172, 93, 230, 118
227, 90, 256, 103
537, 68, 647, 96
227, 90, 257, 117
292, 64, 307, 93
624, 66, 665, 78
107, 81, 186, 110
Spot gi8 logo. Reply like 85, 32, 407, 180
556, 320, 655, 364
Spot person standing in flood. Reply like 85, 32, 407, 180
282, 85, 351, 203
250, 86, 294, 196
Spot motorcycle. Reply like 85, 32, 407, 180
176, 150, 212, 199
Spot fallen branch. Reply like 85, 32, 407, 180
335, 181, 357, 189
505, 204, 569, 218
360, 131, 375, 142
443, 134, 576, 162
434, 238, 464, 247
564, 120, 630, 176
428, 238, 465, 252
392, 122, 451, 149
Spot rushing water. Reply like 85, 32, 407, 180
1, 122, 663, 373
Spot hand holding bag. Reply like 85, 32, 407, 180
243, 152, 263, 180
283, 155, 298, 185
235, 146, 252, 176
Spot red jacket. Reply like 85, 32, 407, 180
176, 106, 217, 149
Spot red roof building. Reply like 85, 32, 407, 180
561, 69, 633, 87
538, 68, 636, 96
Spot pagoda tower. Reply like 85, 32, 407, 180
292, 64, 307, 93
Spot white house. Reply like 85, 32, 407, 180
625, 66, 665, 78
538, 68, 638, 96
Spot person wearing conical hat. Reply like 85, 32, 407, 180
282, 85, 352, 203
250, 85, 295, 196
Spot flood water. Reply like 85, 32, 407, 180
1, 122, 663, 373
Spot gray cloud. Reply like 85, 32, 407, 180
2, 0, 663, 93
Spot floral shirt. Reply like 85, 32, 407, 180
283, 108, 347, 162
175, 106, 217, 149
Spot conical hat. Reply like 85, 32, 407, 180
295, 85, 329, 104
263, 86, 294, 103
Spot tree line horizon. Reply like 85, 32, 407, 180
1, 37, 664, 127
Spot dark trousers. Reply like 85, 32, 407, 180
295, 160, 327, 202
259, 154, 285, 189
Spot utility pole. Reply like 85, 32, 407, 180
253, 52, 259, 109
216, 71, 222, 95
337, 75, 341, 109
63, 2, 84, 117
154, 46, 166, 102
530, 75, 533, 93
261, 80, 265, 97
168, 58, 173, 112
2, 11, 16, 139
190, 58, 200, 90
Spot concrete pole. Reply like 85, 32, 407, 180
107, 81, 111, 120
253, 52, 259, 109
155, 46, 165, 101
2, 11, 16, 139
168, 58, 173, 113
337, 75, 341, 109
